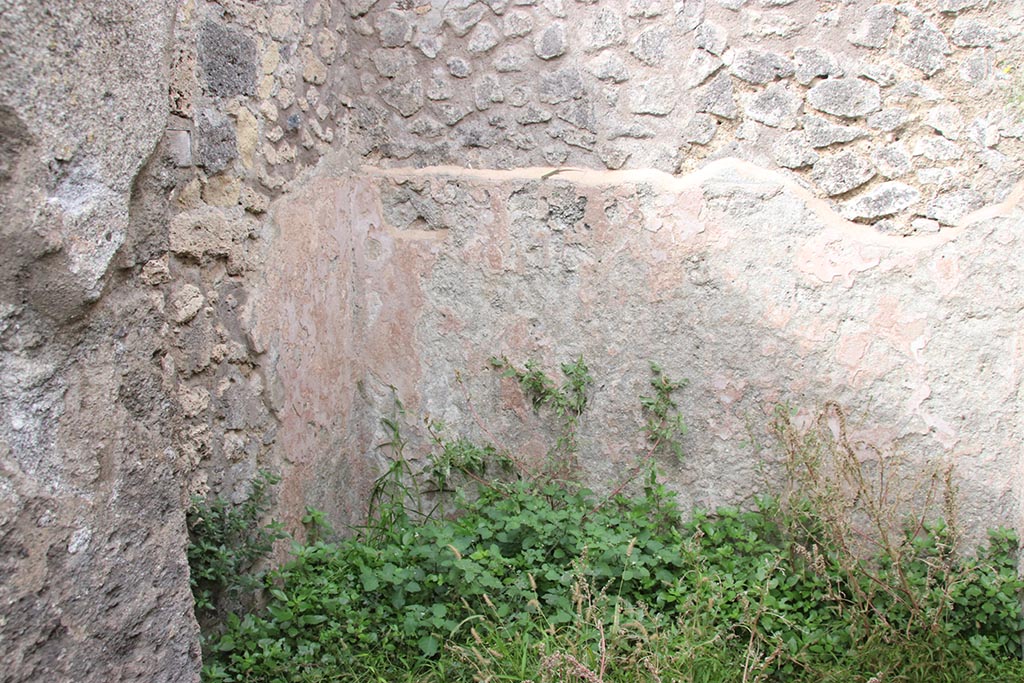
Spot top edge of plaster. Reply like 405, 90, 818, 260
358, 159, 1024, 251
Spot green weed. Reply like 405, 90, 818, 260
190, 361, 1024, 683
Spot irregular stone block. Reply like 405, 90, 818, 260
538, 67, 584, 104
346, 0, 381, 17
426, 71, 454, 100
926, 189, 984, 225
301, 48, 327, 85
165, 129, 192, 167
586, 53, 630, 83
693, 72, 737, 119
494, 46, 529, 72
381, 78, 425, 117
867, 108, 910, 132
457, 122, 503, 148
586, 8, 625, 51
534, 22, 567, 60
515, 104, 552, 124
897, 12, 951, 76
503, 10, 534, 38
917, 167, 961, 190
435, 102, 473, 126
695, 21, 728, 55
743, 11, 804, 40
482, 0, 510, 14
372, 48, 417, 78
684, 49, 723, 88
872, 142, 911, 179
597, 142, 630, 169
847, 3, 896, 48
801, 114, 867, 147
448, 56, 473, 78
470, 21, 502, 53
771, 131, 818, 168
630, 25, 671, 66
627, 0, 666, 17
446, 4, 486, 36
728, 48, 794, 84
557, 99, 598, 132
683, 113, 719, 144
950, 17, 1002, 48
172, 284, 205, 324
375, 10, 413, 47
806, 78, 881, 119
195, 108, 237, 173
938, 0, 987, 12
925, 104, 962, 141
197, 21, 257, 97
628, 76, 678, 116
810, 151, 876, 196
675, 0, 705, 31
958, 52, 991, 85
913, 136, 962, 162
840, 181, 920, 220
744, 83, 801, 128
793, 47, 842, 85
473, 74, 505, 110
856, 61, 897, 87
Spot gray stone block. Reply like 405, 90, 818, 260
913, 135, 962, 162
793, 47, 842, 85
683, 113, 719, 144
470, 21, 502, 53
628, 76, 678, 116
534, 22, 567, 60
195, 108, 237, 173
950, 17, 1002, 48
926, 189, 985, 225
197, 21, 256, 97
538, 67, 585, 104
375, 10, 413, 48
771, 132, 818, 168
806, 78, 880, 119
745, 83, 801, 128
897, 13, 951, 76
728, 48, 794, 84
694, 72, 737, 118
381, 78, 425, 117
811, 151, 876, 196
801, 114, 867, 147
630, 26, 670, 66
873, 143, 911, 179
841, 181, 920, 220
847, 4, 896, 49
695, 21, 728, 56
586, 8, 625, 51
867, 108, 910, 132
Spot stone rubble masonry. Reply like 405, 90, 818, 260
3, 0, 1024, 681
169, 0, 1024, 235
1, 1, 202, 681
255, 162, 1024, 566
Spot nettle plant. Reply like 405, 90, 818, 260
190, 358, 1024, 683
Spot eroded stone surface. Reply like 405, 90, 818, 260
261, 164, 1023, 558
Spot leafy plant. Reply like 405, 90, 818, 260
191, 361, 1024, 683
490, 355, 593, 467
640, 362, 688, 462
186, 470, 286, 620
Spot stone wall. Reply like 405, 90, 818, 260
0, 1, 200, 681
258, 162, 1024, 545
165, 0, 1024, 526
1, 0, 1023, 680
